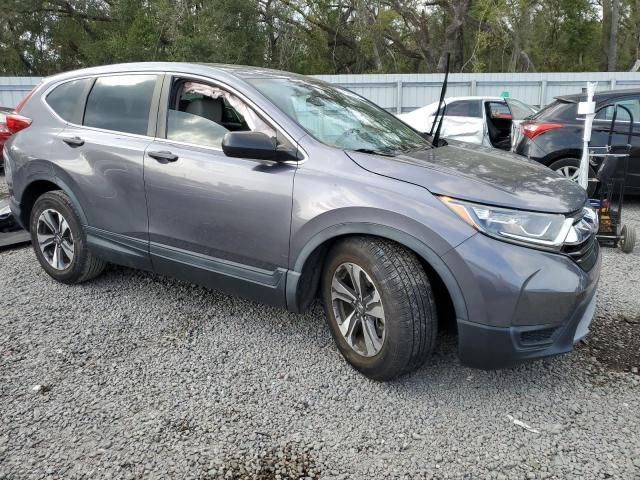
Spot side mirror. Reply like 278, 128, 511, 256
222, 131, 297, 161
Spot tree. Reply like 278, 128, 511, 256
0, 0, 637, 75
608, 0, 620, 70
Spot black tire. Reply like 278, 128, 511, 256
549, 157, 598, 196
321, 236, 437, 381
620, 225, 636, 254
29, 190, 106, 284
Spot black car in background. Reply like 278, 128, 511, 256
514, 89, 640, 194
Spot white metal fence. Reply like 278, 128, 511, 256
314, 72, 640, 112
0, 77, 41, 109
2, 71, 640, 112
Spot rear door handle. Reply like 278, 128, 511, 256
61, 136, 84, 147
148, 150, 179, 163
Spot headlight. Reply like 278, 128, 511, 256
440, 196, 580, 250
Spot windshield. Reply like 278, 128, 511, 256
247, 77, 431, 154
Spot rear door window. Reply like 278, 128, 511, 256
46, 78, 92, 124
595, 97, 640, 124
83, 75, 157, 135
443, 100, 482, 118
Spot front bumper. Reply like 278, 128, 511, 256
457, 290, 597, 369
444, 232, 601, 370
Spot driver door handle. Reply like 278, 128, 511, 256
61, 136, 84, 147
148, 150, 179, 163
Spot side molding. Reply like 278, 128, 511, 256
86, 226, 152, 271
150, 241, 288, 307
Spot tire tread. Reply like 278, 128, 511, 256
323, 236, 437, 380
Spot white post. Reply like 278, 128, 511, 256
578, 82, 597, 191
539, 80, 547, 108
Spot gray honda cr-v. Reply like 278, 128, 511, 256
4, 63, 600, 380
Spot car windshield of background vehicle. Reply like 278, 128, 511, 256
530, 100, 578, 122
247, 78, 431, 154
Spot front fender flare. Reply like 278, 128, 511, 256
286, 222, 468, 321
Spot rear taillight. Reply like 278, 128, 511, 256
521, 122, 564, 139
5, 114, 32, 134
0, 122, 10, 138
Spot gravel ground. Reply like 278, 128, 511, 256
0, 175, 7, 200
1, 174, 639, 479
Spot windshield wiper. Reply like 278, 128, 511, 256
352, 148, 397, 157
397, 143, 432, 154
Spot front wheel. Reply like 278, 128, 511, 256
321, 237, 437, 381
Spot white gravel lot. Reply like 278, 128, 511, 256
1, 174, 639, 479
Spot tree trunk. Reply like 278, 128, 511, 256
508, 1, 534, 72
436, 0, 471, 72
608, 0, 619, 71
601, 0, 611, 70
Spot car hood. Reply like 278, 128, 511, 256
347, 141, 587, 214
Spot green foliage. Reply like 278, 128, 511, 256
0, 0, 637, 75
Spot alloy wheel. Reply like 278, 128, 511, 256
557, 165, 580, 182
330, 262, 386, 357
36, 208, 75, 270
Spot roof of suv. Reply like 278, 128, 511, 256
44, 62, 309, 85
555, 88, 640, 103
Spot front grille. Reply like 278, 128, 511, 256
562, 235, 599, 271
520, 327, 557, 346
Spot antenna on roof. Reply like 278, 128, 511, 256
430, 53, 450, 146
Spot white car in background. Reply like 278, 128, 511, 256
397, 96, 537, 151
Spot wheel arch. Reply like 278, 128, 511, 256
543, 150, 583, 167
285, 223, 468, 326
17, 174, 88, 231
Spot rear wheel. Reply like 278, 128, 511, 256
30, 191, 106, 284
321, 237, 437, 381
549, 157, 597, 196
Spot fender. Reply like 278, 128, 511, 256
286, 222, 469, 321
13, 164, 89, 228
545, 149, 583, 166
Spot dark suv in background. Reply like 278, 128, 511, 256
515, 89, 640, 195
4, 63, 600, 380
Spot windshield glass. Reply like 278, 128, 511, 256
247, 77, 430, 153
505, 98, 537, 120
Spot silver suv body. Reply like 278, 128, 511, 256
4, 63, 600, 380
